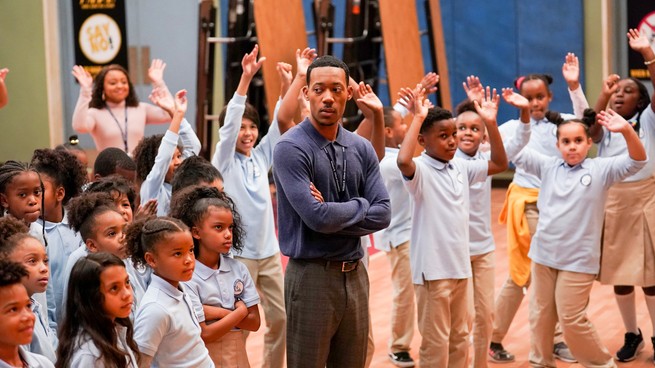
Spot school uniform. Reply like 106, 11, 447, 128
403, 151, 488, 367
60, 246, 89, 312
124, 258, 152, 316
372, 147, 415, 355
39, 215, 83, 325
456, 148, 495, 368
140, 119, 201, 216
0, 347, 54, 368
211, 93, 286, 367
186, 255, 260, 367
134, 274, 213, 367
69, 326, 138, 367
597, 107, 655, 286
22, 298, 56, 363
26, 223, 52, 337
509, 122, 645, 367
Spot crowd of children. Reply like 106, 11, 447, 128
1, 28, 655, 368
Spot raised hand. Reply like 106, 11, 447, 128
628, 28, 652, 54
72, 65, 93, 89
420, 72, 440, 94
356, 82, 383, 114
174, 89, 188, 114
0, 68, 8, 83
298, 90, 310, 119
276, 62, 293, 98
502, 87, 529, 109
296, 47, 317, 77
601, 74, 620, 97
242, 44, 266, 79
598, 108, 631, 133
473, 86, 500, 123
135, 199, 158, 220
149, 87, 175, 117
562, 52, 580, 88
148, 59, 167, 85
462, 75, 484, 103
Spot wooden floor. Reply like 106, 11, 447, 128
245, 188, 655, 367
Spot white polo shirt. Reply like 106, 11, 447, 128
403, 152, 488, 283
134, 274, 213, 367
69, 326, 138, 367
512, 133, 647, 274
372, 147, 412, 251
598, 107, 655, 182
23, 298, 56, 363
455, 149, 494, 255
0, 347, 53, 368
124, 258, 152, 315
185, 256, 260, 325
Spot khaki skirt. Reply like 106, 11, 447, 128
206, 330, 250, 368
598, 176, 655, 286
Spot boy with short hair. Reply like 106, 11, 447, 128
396, 87, 513, 366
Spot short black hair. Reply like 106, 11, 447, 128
94, 147, 136, 178
0, 260, 28, 287
306, 55, 350, 85
171, 156, 223, 194
218, 102, 260, 129
86, 175, 136, 212
455, 99, 477, 115
420, 107, 454, 134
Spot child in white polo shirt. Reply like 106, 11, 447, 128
396, 86, 514, 367
505, 86, 647, 367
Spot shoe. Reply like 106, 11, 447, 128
553, 342, 577, 363
488, 342, 515, 363
616, 329, 644, 362
388, 351, 415, 367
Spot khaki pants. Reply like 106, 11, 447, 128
236, 254, 286, 368
493, 203, 563, 345
387, 242, 415, 353
468, 251, 495, 368
207, 330, 251, 367
415, 278, 469, 368
529, 263, 615, 368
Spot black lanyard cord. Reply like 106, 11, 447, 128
323, 145, 346, 193
106, 103, 128, 152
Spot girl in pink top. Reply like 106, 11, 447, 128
71, 60, 172, 154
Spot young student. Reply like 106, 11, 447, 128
62, 192, 128, 308
0, 161, 44, 226
55, 135, 91, 182
0, 67, 8, 109
86, 175, 137, 224
170, 185, 261, 366
211, 44, 294, 368
92, 147, 137, 183
453, 99, 497, 368
482, 54, 587, 362
370, 107, 416, 367
0, 217, 56, 363
0, 260, 54, 368
71, 60, 172, 153
396, 86, 509, 367
590, 29, 655, 362
507, 96, 646, 367
31, 148, 86, 325
171, 155, 224, 195
56, 252, 138, 368
126, 216, 213, 367
134, 89, 200, 216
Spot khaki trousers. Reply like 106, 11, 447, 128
415, 278, 469, 367
387, 242, 415, 353
468, 251, 495, 368
236, 254, 286, 368
529, 263, 615, 368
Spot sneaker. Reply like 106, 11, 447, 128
388, 351, 415, 367
488, 342, 515, 363
553, 342, 577, 363
616, 329, 644, 362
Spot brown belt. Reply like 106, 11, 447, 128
302, 259, 361, 272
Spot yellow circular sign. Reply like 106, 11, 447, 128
78, 14, 122, 64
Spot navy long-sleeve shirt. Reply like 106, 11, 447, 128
273, 119, 391, 261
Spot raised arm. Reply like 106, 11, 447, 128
502, 84, 531, 124
463, 75, 485, 104
474, 87, 508, 175
562, 52, 589, 118
0, 68, 8, 109
627, 29, 655, 110
501, 88, 532, 160
590, 74, 620, 142
71, 65, 97, 133
144, 59, 175, 124
354, 81, 385, 161
396, 86, 429, 179
598, 108, 647, 161
277, 48, 316, 133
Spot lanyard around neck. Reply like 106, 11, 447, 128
106, 103, 128, 152
323, 145, 347, 193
